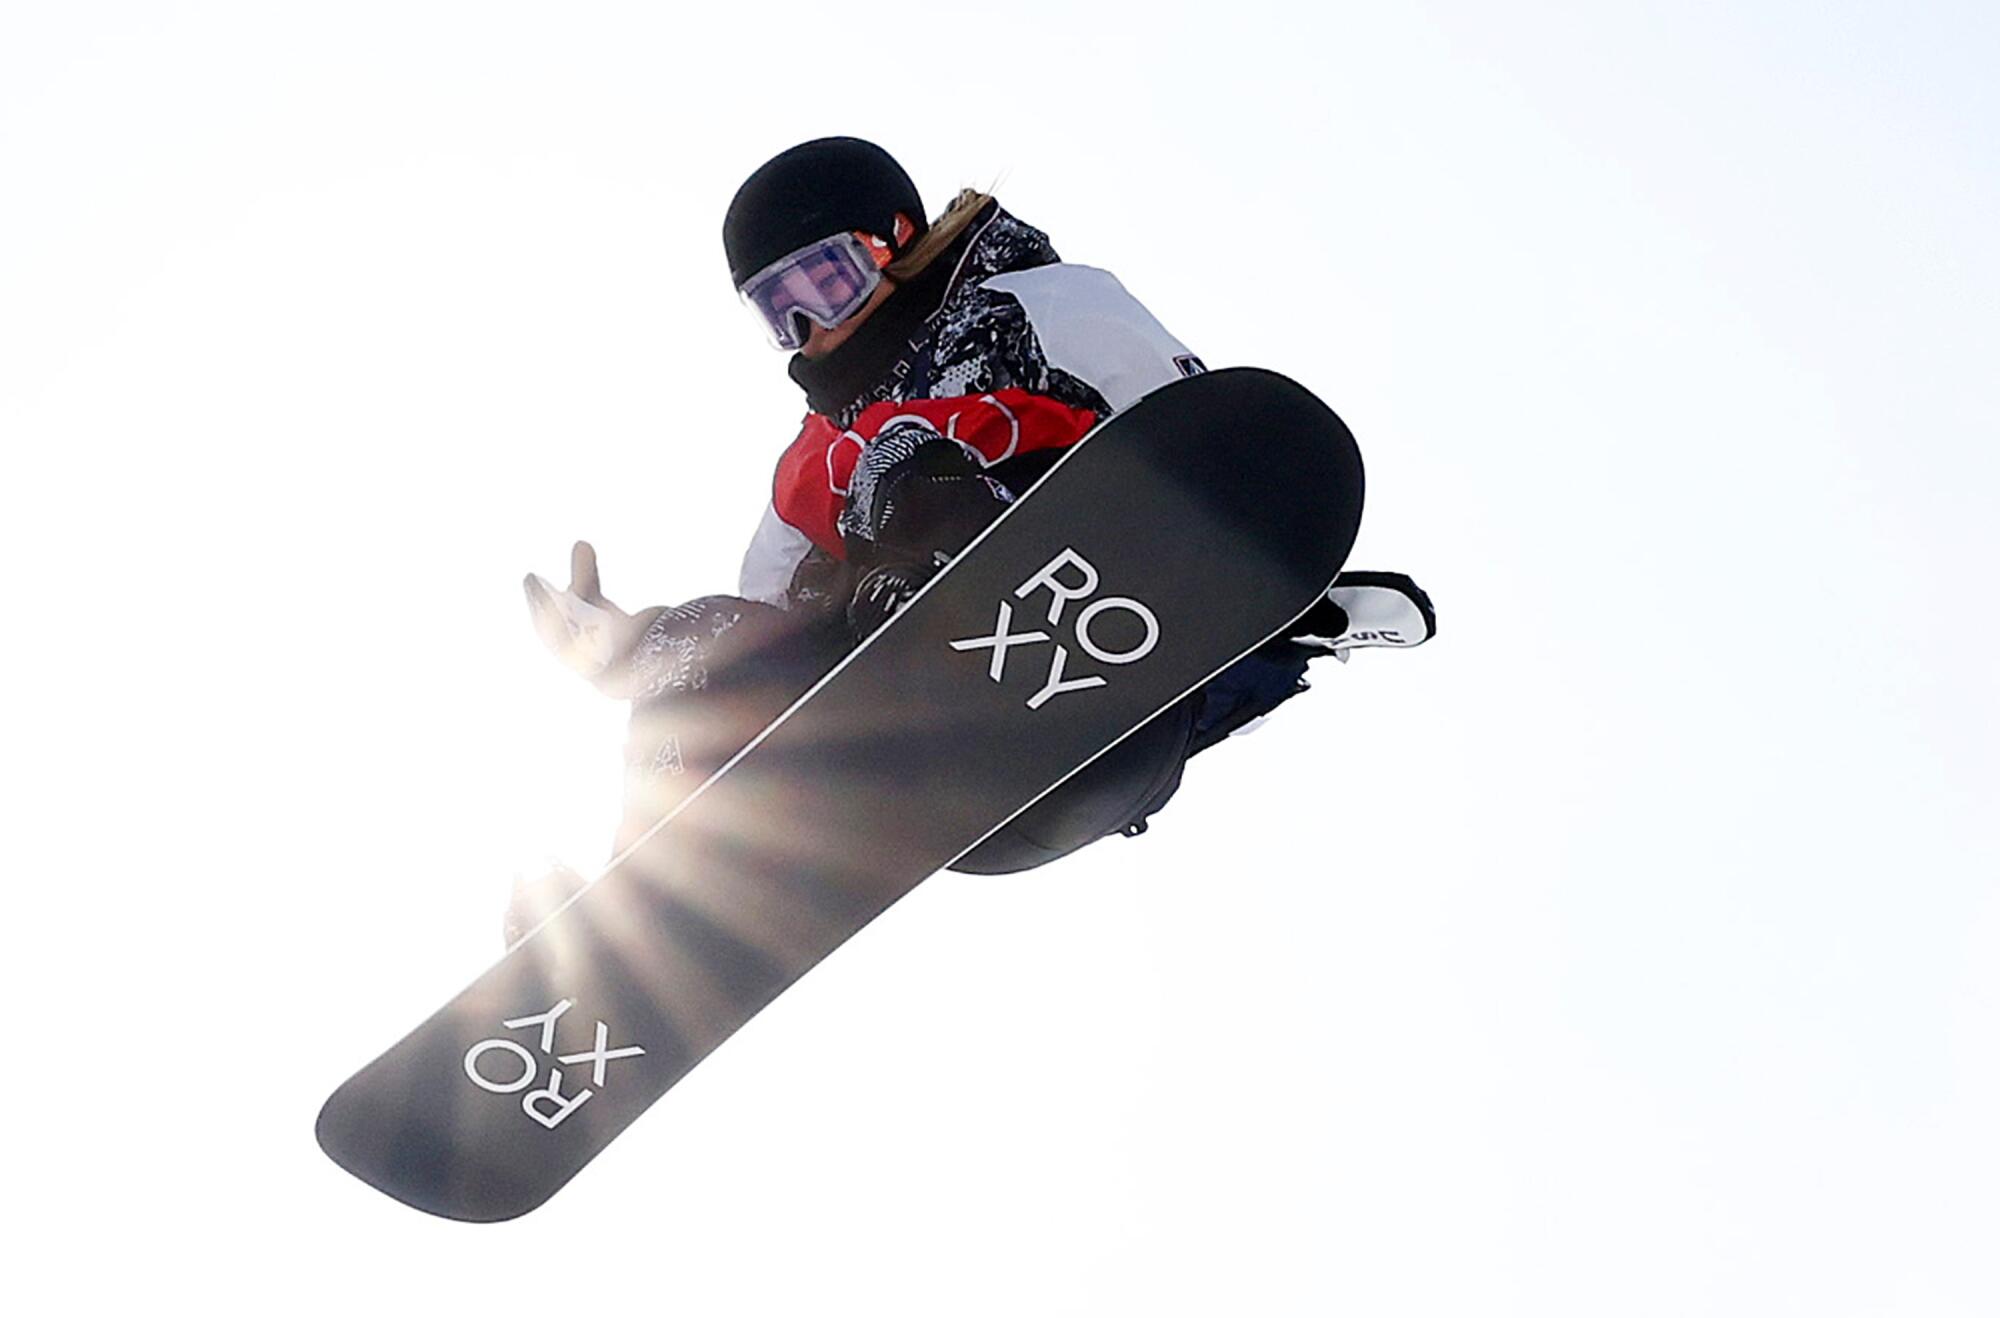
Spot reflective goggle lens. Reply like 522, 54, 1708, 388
737, 232, 884, 350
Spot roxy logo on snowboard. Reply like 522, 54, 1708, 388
950, 547, 1160, 709
461, 998, 644, 1131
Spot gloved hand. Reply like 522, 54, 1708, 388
523, 541, 665, 697
846, 552, 948, 640
838, 418, 1014, 564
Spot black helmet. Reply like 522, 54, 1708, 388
723, 137, 927, 288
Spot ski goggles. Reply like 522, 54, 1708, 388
737, 231, 892, 351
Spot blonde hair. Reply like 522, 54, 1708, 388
884, 189, 995, 283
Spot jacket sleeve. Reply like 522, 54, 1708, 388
976, 264, 1205, 414
737, 500, 818, 608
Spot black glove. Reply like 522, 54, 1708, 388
839, 418, 1014, 565
846, 553, 947, 640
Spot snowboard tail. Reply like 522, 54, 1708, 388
316, 367, 1364, 1220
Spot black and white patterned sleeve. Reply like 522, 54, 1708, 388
927, 284, 1113, 416
972, 265, 1204, 415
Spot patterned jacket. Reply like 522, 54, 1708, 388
737, 199, 1206, 612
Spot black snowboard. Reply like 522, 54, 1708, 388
316, 367, 1364, 1220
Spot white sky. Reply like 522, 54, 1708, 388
3, 1, 1995, 1313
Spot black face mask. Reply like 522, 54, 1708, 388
788, 264, 939, 414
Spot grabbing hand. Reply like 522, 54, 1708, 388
523, 541, 664, 695
846, 553, 945, 640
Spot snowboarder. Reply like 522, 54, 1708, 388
512, 137, 1433, 939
